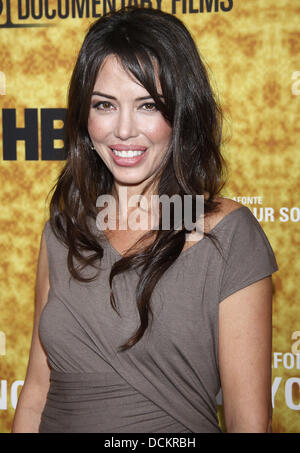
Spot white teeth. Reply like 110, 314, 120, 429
112, 149, 145, 157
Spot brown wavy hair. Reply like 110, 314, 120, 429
48, 6, 229, 351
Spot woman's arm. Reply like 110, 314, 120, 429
218, 276, 273, 433
12, 230, 51, 433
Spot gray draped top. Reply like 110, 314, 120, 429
38, 205, 279, 433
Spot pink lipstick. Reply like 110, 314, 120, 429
109, 145, 148, 167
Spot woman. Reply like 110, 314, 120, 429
12, 6, 278, 433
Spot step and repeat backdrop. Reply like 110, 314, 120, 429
0, 0, 299, 433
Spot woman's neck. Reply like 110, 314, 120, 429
110, 181, 159, 232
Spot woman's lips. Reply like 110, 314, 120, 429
109, 146, 148, 167
109, 144, 148, 151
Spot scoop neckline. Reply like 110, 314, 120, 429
97, 205, 247, 260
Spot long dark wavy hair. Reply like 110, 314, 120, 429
48, 6, 228, 351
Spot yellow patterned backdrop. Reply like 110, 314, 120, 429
0, 0, 299, 433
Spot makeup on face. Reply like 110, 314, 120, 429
88, 55, 172, 191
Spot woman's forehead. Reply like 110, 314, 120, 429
93, 54, 163, 96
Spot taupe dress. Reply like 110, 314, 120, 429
38, 206, 279, 433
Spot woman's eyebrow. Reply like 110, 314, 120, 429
92, 91, 163, 101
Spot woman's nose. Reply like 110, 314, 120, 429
114, 109, 138, 140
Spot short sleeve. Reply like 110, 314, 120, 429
219, 207, 279, 303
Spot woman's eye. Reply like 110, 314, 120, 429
142, 103, 158, 111
93, 101, 113, 111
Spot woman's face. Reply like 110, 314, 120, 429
88, 55, 172, 193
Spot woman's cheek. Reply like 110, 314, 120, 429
142, 117, 171, 142
88, 115, 107, 142
87, 115, 96, 139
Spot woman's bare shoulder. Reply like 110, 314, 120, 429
205, 196, 243, 233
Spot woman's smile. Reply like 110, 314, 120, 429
109, 145, 148, 167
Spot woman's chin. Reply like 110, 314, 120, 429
112, 173, 151, 190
